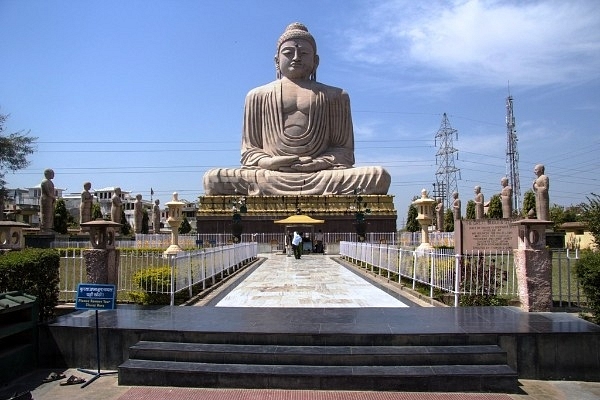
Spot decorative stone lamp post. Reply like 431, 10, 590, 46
0, 221, 29, 251
164, 192, 184, 256
412, 189, 436, 252
80, 219, 121, 285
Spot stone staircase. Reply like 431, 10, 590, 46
118, 336, 518, 393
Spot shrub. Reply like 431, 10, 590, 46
575, 250, 600, 324
0, 249, 60, 322
129, 266, 172, 305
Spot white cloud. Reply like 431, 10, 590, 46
343, 0, 600, 88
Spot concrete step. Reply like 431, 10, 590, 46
119, 341, 518, 392
118, 358, 518, 392
127, 341, 509, 366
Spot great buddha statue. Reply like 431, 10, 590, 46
203, 22, 391, 196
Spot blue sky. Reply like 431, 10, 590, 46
1, 0, 599, 226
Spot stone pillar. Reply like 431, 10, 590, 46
513, 219, 554, 312
81, 220, 121, 285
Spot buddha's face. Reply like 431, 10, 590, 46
277, 38, 318, 80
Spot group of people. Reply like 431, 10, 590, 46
286, 229, 324, 259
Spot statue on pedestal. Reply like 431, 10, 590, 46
533, 164, 549, 220
435, 198, 444, 231
80, 181, 93, 229
501, 177, 513, 219
452, 191, 461, 221
110, 187, 122, 223
153, 199, 161, 234
203, 23, 390, 196
474, 186, 484, 220
134, 194, 143, 234
40, 169, 56, 232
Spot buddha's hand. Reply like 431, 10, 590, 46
288, 157, 330, 172
257, 155, 300, 171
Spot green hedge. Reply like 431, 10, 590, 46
129, 266, 172, 305
0, 249, 60, 322
575, 250, 600, 324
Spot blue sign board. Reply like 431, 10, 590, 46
76, 283, 116, 310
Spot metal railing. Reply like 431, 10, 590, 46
58, 242, 258, 305
339, 241, 586, 308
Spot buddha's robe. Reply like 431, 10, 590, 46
203, 80, 391, 196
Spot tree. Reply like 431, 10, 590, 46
120, 210, 131, 235
405, 202, 420, 232
443, 208, 454, 232
487, 194, 502, 219
179, 216, 192, 234
581, 193, 600, 246
549, 203, 579, 231
0, 112, 36, 219
523, 190, 536, 218
466, 200, 476, 220
53, 199, 69, 234
91, 202, 103, 220
141, 209, 150, 234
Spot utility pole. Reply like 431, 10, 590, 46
435, 113, 460, 209
506, 91, 521, 214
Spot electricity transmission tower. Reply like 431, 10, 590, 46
505, 92, 521, 214
434, 113, 460, 209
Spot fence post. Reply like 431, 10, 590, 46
169, 254, 175, 306
454, 254, 461, 307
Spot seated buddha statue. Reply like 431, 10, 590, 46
202, 22, 391, 196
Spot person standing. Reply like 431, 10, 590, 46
292, 231, 302, 259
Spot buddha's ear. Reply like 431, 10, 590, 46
314, 54, 320, 70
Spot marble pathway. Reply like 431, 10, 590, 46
215, 253, 409, 308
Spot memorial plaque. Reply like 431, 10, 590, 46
460, 219, 518, 252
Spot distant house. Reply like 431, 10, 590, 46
559, 221, 597, 250
3, 186, 64, 227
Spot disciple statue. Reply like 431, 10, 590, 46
533, 163, 549, 220
40, 168, 56, 232
452, 191, 461, 221
153, 199, 161, 234
435, 198, 444, 231
134, 194, 143, 234
474, 186, 484, 219
79, 181, 93, 228
110, 187, 123, 223
202, 22, 391, 196
500, 177, 513, 219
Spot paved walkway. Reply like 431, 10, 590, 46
214, 253, 409, 307
2, 254, 600, 400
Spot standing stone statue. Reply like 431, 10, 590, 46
80, 181, 93, 224
474, 186, 484, 219
153, 199, 161, 234
202, 22, 390, 196
452, 191, 461, 221
110, 187, 122, 223
500, 177, 513, 219
134, 194, 143, 234
533, 164, 549, 220
435, 198, 444, 231
40, 168, 56, 232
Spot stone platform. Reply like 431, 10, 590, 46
196, 194, 397, 234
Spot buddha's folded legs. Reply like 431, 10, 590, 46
203, 167, 391, 196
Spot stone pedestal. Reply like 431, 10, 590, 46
84, 248, 120, 285
80, 219, 122, 286
197, 194, 397, 234
513, 219, 554, 312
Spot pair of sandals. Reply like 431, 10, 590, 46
42, 372, 86, 386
